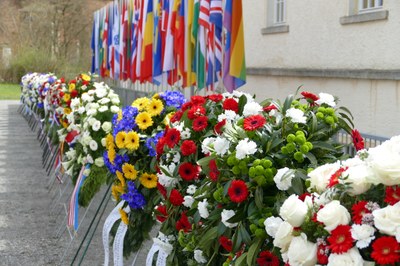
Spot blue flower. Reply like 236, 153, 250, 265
159, 91, 187, 109
145, 131, 164, 157
120, 181, 146, 209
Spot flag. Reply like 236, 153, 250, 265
90, 14, 96, 74
94, 11, 100, 75
153, 0, 163, 85
112, 0, 120, 79
176, 0, 186, 86
140, 0, 154, 82
197, 0, 210, 90
210, 0, 222, 72
130, 0, 140, 82
107, 3, 114, 77
223, 0, 246, 92
185, 0, 196, 87
101, 7, 109, 77
120, 0, 129, 80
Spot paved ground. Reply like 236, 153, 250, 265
0, 101, 153, 266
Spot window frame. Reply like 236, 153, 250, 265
358, 0, 383, 13
273, 0, 286, 25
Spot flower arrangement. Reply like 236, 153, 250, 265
103, 90, 186, 256
265, 135, 400, 265
153, 90, 356, 265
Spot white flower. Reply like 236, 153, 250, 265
94, 87, 108, 98
273, 167, 295, 191
81, 85, 87, 91
86, 108, 97, 116
198, 199, 209, 219
183, 196, 195, 208
181, 127, 191, 139
221, 209, 238, 228
286, 108, 307, 124
202, 137, 216, 154
111, 96, 120, 105
78, 106, 85, 114
373, 202, 400, 236
235, 138, 257, 159
98, 105, 108, 112
186, 185, 197, 195
279, 194, 308, 227
327, 247, 364, 266
351, 224, 375, 249
194, 249, 207, 264
98, 97, 110, 104
95, 157, 104, 167
101, 138, 106, 147
287, 233, 317, 266
317, 200, 351, 232
92, 120, 101, 131
264, 216, 283, 238
85, 154, 94, 164
316, 92, 336, 107
243, 101, 262, 116
110, 105, 120, 113
83, 168, 91, 176
81, 93, 92, 102
158, 163, 178, 188
273, 221, 293, 251
214, 137, 230, 156
218, 110, 239, 122
80, 135, 92, 146
65, 149, 76, 160
70, 98, 81, 110
89, 140, 98, 151
101, 122, 112, 133
308, 161, 341, 193
341, 161, 372, 195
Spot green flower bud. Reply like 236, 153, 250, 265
326, 107, 335, 115
300, 144, 309, 154
258, 218, 266, 227
295, 135, 306, 145
296, 130, 305, 136
232, 166, 241, 175
261, 159, 272, 169
294, 151, 304, 162
281, 146, 289, 154
286, 143, 296, 153
255, 229, 267, 238
305, 179, 311, 188
254, 175, 266, 186
253, 159, 261, 166
239, 160, 247, 170
250, 224, 258, 233
255, 165, 264, 175
325, 116, 334, 125
263, 168, 273, 179
306, 142, 313, 150
317, 107, 326, 114
227, 156, 235, 166
287, 133, 296, 143
316, 112, 324, 119
249, 167, 256, 178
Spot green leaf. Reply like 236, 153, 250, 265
239, 225, 252, 245
233, 253, 248, 266
197, 156, 214, 167
339, 112, 354, 128
338, 106, 354, 119
312, 141, 337, 152
227, 208, 245, 224
238, 94, 248, 115
255, 187, 264, 209
304, 152, 318, 166
290, 176, 304, 195
198, 227, 219, 249
282, 94, 294, 113
246, 238, 263, 266
309, 112, 318, 134
337, 117, 353, 134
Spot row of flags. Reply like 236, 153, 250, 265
90, 0, 246, 92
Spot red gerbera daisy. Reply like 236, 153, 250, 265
164, 128, 181, 148
207, 94, 223, 102
178, 162, 200, 181
385, 186, 400, 205
214, 119, 226, 135
170, 110, 183, 123
371, 236, 400, 265
169, 189, 184, 206
192, 116, 208, 131
190, 95, 206, 105
157, 182, 167, 198
155, 205, 168, 222
351, 201, 370, 224
82, 80, 90, 86
187, 105, 206, 119
243, 115, 267, 131
69, 79, 76, 84
228, 180, 249, 203
209, 159, 220, 181
327, 225, 354, 254
156, 136, 166, 157
223, 98, 239, 113
256, 251, 280, 266
263, 104, 277, 112
301, 91, 319, 104
219, 236, 233, 252
328, 166, 348, 188
181, 102, 193, 112
351, 129, 365, 151
176, 212, 192, 232
181, 140, 197, 156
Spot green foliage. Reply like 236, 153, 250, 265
79, 165, 108, 207
0, 83, 20, 100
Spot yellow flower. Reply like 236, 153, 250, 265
116, 171, 126, 187
62, 121, 69, 128
105, 134, 115, 150
111, 184, 125, 201
124, 131, 140, 151
81, 73, 91, 81
63, 93, 71, 102
152, 93, 160, 99
119, 208, 129, 225
115, 131, 127, 149
135, 112, 153, 130
108, 147, 116, 164
68, 83, 76, 92
122, 163, 137, 180
139, 173, 158, 189
131, 97, 150, 111
164, 112, 175, 125
63, 107, 72, 115
146, 99, 164, 116
117, 110, 123, 121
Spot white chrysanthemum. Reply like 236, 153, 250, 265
101, 138, 106, 147
243, 101, 263, 116
110, 106, 119, 113
198, 199, 209, 219
202, 137, 216, 154
183, 196, 195, 208
78, 106, 85, 114
95, 157, 104, 167
86, 154, 94, 164
316, 92, 336, 107
98, 105, 108, 113
286, 108, 307, 124
92, 120, 101, 131
194, 250, 207, 264
221, 209, 238, 228
236, 138, 257, 159
186, 185, 197, 195
181, 127, 191, 139
214, 137, 230, 156
157, 163, 178, 188
86, 108, 97, 116
351, 224, 375, 249
98, 97, 110, 105
70, 98, 81, 110
81, 93, 93, 102
89, 140, 98, 151
65, 149, 76, 160
218, 110, 240, 122
273, 167, 295, 191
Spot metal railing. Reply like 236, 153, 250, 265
335, 130, 389, 156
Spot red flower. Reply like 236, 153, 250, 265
214, 119, 226, 135
243, 115, 266, 131
228, 180, 249, 203
192, 116, 208, 131
155, 205, 168, 222
351, 201, 370, 224
207, 94, 223, 102
219, 236, 233, 252
164, 128, 181, 148
157, 182, 167, 198
180, 140, 197, 156
327, 225, 354, 254
69, 79, 76, 84
298, 192, 312, 202
301, 91, 319, 104
171, 110, 183, 123
209, 159, 220, 181
223, 98, 239, 113
176, 212, 191, 232
178, 162, 200, 181
181, 102, 193, 112
82, 80, 90, 86
70, 89, 78, 98
59, 91, 64, 97
169, 189, 184, 206
187, 105, 206, 119
256, 251, 280, 266
156, 137, 166, 157
60, 77, 65, 83
317, 242, 329, 264
351, 129, 365, 151
263, 104, 277, 112
385, 186, 400, 205
190, 95, 206, 105
371, 236, 400, 265
328, 166, 348, 188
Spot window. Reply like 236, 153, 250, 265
262, 0, 289, 34
359, 0, 383, 12
274, 0, 286, 25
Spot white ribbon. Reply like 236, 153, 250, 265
145, 243, 169, 266
112, 205, 131, 266
103, 200, 125, 266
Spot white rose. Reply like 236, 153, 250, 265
221, 209, 238, 228
81, 135, 92, 146
198, 199, 209, 219
243, 101, 262, 116
183, 196, 195, 208
286, 108, 307, 124
235, 138, 257, 160
98, 105, 108, 113
341, 163, 372, 195
201, 137, 215, 154
87, 108, 97, 116
327, 247, 364, 266
88, 117, 97, 126
317, 200, 351, 232
101, 122, 112, 133
308, 161, 341, 193
194, 249, 207, 264
214, 137, 230, 156
92, 120, 101, 132
98, 97, 110, 104
110, 105, 119, 113
287, 233, 317, 266
373, 202, 400, 236
264, 216, 283, 238
351, 224, 375, 249
101, 138, 106, 147
273, 221, 293, 251
279, 194, 308, 227
273, 167, 295, 191
89, 140, 98, 151
316, 92, 336, 107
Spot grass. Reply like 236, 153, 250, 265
0, 83, 21, 100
